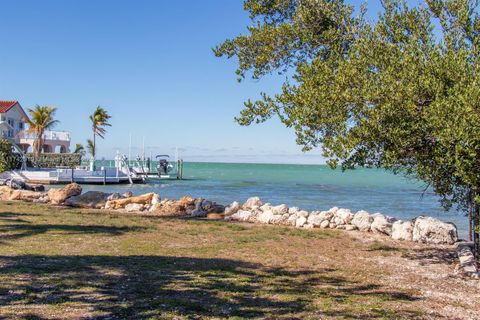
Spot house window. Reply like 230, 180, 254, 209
18, 122, 24, 130
8, 130, 14, 137
7, 119, 14, 127
0, 115, 5, 121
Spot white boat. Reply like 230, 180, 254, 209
130, 155, 184, 180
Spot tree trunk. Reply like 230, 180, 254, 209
474, 203, 480, 260
469, 190, 473, 241
471, 202, 480, 259
34, 130, 44, 158
468, 190, 478, 259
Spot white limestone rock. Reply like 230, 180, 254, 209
412, 216, 458, 245
288, 207, 300, 215
328, 207, 339, 214
320, 220, 330, 229
371, 214, 397, 235
272, 204, 289, 215
33, 196, 50, 204
125, 203, 145, 212
345, 224, 357, 231
333, 208, 354, 226
391, 220, 414, 241
270, 214, 289, 225
260, 203, 272, 212
250, 205, 261, 213
295, 216, 307, 228
352, 210, 373, 232
307, 213, 324, 227
257, 210, 275, 224
456, 243, 479, 278
284, 214, 294, 225
318, 210, 334, 222
151, 193, 161, 205
149, 203, 162, 212
297, 210, 309, 218
243, 197, 262, 209
286, 214, 298, 226
224, 201, 241, 216
226, 210, 256, 222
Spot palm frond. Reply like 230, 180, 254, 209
24, 105, 59, 157
86, 139, 95, 157
74, 144, 85, 156
90, 106, 112, 139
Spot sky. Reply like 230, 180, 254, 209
0, 0, 415, 164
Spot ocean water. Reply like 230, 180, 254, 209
82, 162, 468, 238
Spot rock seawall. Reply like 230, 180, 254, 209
226, 197, 459, 245
0, 182, 476, 278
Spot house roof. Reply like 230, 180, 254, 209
0, 101, 18, 113
0, 100, 29, 122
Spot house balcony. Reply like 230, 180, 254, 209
16, 130, 71, 153
17, 130, 71, 142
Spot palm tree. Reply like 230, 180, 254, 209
24, 105, 59, 158
89, 106, 111, 159
73, 143, 85, 157
86, 139, 95, 158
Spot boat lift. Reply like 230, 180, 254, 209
2, 140, 184, 185
130, 154, 184, 180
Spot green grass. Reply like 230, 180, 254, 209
0, 201, 425, 319
367, 241, 403, 252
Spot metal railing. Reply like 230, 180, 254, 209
17, 130, 71, 142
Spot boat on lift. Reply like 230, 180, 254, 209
130, 154, 183, 179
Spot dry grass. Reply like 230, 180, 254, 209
0, 201, 477, 319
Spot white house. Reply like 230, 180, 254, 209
0, 100, 71, 153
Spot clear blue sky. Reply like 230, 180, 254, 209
0, 0, 411, 163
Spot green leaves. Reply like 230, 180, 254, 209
26, 153, 82, 169
73, 144, 86, 157
216, 0, 480, 212
86, 139, 95, 158
90, 106, 111, 140
25, 105, 59, 158
0, 140, 22, 173
89, 106, 111, 159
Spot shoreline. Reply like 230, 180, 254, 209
1, 182, 478, 279
1, 199, 479, 318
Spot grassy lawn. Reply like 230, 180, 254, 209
0, 201, 436, 319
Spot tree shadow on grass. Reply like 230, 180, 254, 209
0, 211, 147, 244
0, 211, 34, 224
401, 247, 457, 265
0, 255, 428, 320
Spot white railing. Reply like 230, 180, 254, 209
18, 130, 71, 142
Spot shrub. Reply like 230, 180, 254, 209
0, 140, 22, 173
27, 153, 82, 168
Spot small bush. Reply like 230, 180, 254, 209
367, 241, 401, 252
0, 140, 22, 172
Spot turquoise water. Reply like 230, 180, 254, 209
82, 162, 468, 238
